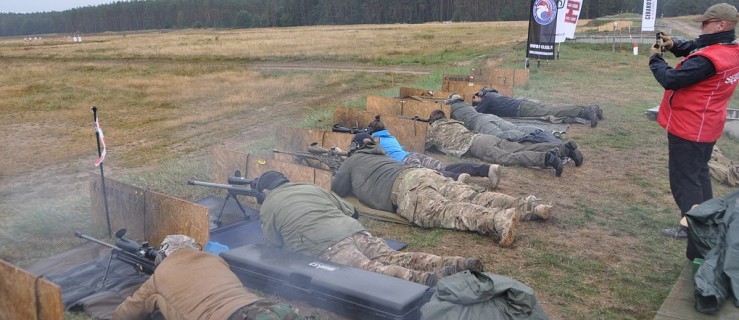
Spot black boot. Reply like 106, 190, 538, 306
565, 141, 584, 167
545, 149, 563, 177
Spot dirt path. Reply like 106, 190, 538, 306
250, 62, 432, 75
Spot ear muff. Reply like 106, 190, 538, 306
350, 141, 359, 152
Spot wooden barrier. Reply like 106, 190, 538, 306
366, 95, 449, 119
442, 78, 513, 99
470, 67, 530, 88
0, 259, 63, 320
398, 87, 454, 102
90, 173, 210, 247
332, 106, 427, 153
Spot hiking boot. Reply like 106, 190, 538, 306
661, 226, 688, 239
565, 140, 584, 167
457, 173, 471, 183
519, 195, 552, 221
592, 105, 604, 120
545, 149, 563, 177
488, 164, 501, 188
586, 107, 599, 128
462, 258, 484, 272
493, 208, 519, 248
553, 131, 567, 140
530, 204, 553, 220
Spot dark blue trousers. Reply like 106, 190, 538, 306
667, 133, 715, 260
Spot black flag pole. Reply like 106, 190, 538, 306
91, 106, 112, 237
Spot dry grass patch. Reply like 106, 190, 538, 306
1, 21, 526, 63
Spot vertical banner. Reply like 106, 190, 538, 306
555, 0, 584, 43
526, 0, 558, 59
641, 0, 658, 32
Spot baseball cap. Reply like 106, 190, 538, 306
693, 3, 738, 22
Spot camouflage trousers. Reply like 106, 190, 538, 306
319, 231, 469, 285
403, 152, 447, 171
228, 300, 305, 320
395, 168, 525, 235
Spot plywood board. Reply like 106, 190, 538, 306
398, 87, 453, 102
367, 95, 402, 116
367, 95, 448, 119
90, 174, 209, 246
442, 80, 485, 102
144, 189, 210, 247
332, 107, 426, 153
274, 127, 326, 152
212, 147, 249, 185
332, 106, 375, 131
0, 259, 63, 320
471, 68, 530, 88
90, 173, 146, 239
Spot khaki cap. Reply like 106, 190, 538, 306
693, 3, 738, 22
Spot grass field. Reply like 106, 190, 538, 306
1, 19, 738, 320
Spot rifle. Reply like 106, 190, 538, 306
75, 228, 157, 285
332, 124, 371, 134
187, 170, 261, 226
273, 142, 347, 173
398, 115, 430, 122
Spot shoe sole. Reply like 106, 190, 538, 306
488, 165, 501, 188
497, 210, 519, 248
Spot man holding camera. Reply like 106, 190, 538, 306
649, 3, 739, 260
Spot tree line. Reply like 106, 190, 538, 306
1, 0, 734, 37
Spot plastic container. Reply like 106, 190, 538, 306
205, 241, 229, 255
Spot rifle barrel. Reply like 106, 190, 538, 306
75, 231, 116, 249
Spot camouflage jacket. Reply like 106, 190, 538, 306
425, 118, 478, 157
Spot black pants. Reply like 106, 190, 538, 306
443, 162, 490, 179
667, 133, 715, 260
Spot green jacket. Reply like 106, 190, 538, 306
420, 271, 549, 320
260, 182, 365, 257
687, 190, 739, 314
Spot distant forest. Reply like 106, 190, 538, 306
1, 0, 735, 37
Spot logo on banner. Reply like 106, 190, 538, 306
534, 0, 557, 25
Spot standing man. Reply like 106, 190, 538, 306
649, 3, 739, 261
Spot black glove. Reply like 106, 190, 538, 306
657, 32, 673, 51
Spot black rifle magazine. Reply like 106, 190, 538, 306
220, 244, 432, 320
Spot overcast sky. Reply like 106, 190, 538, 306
1, 1, 117, 14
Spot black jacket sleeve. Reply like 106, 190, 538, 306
649, 53, 715, 91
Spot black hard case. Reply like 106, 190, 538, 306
220, 244, 431, 320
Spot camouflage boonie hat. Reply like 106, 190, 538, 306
444, 94, 463, 105
160, 234, 199, 257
